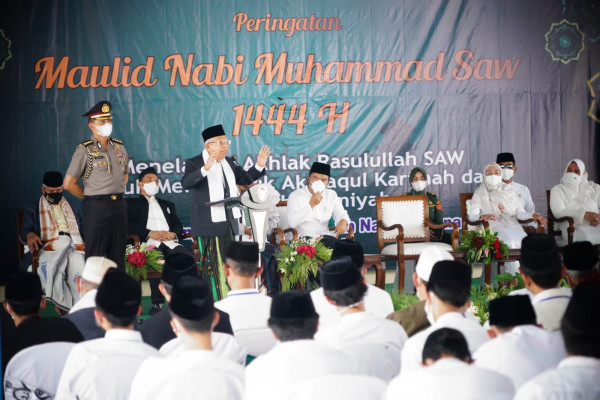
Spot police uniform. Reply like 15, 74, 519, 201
65, 101, 129, 269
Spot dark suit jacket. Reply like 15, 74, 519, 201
181, 154, 265, 236
140, 305, 233, 349
63, 308, 106, 340
20, 198, 84, 242
126, 196, 184, 241
2, 316, 83, 372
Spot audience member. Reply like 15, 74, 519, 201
563, 241, 600, 287
245, 290, 354, 400
215, 241, 275, 356
400, 260, 488, 374
387, 328, 514, 399
64, 256, 116, 339
515, 282, 600, 399
312, 239, 393, 330
474, 295, 566, 388
129, 275, 245, 399
2, 272, 83, 372
387, 247, 454, 336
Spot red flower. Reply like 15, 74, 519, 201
128, 251, 147, 268
296, 245, 317, 258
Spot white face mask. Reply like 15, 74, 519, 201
501, 168, 514, 181
424, 298, 436, 325
412, 180, 427, 192
563, 172, 582, 185
485, 175, 502, 187
95, 123, 113, 137
311, 180, 326, 193
143, 181, 159, 197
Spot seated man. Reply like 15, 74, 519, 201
387, 247, 454, 336
496, 152, 546, 227
245, 291, 354, 400
127, 166, 187, 314
315, 257, 408, 381
20, 171, 85, 310
56, 268, 160, 399
2, 272, 83, 372
130, 275, 245, 399
474, 295, 566, 388
139, 250, 233, 350
215, 241, 275, 357
287, 162, 349, 248
515, 282, 600, 399
312, 239, 394, 330
387, 328, 514, 399
517, 234, 572, 331
563, 241, 600, 287
64, 256, 117, 340
400, 261, 489, 375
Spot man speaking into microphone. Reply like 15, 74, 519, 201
182, 124, 270, 300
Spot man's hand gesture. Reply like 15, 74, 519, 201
256, 145, 271, 168
309, 192, 322, 208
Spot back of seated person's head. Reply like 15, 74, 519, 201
563, 241, 599, 284
422, 328, 472, 365
95, 268, 141, 328
520, 234, 563, 289
489, 295, 537, 333
4, 272, 43, 316
320, 256, 366, 307
268, 290, 319, 341
426, 261, 472, 308
331, 240, 364, 271
80, 256, 117, 293
225, 241, 259, 277
560, 282, 600, 358
169, 274, 215, 334
161, 251, 198, 296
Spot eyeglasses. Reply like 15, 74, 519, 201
207, 140, 231, 146
499, 164, 515, 169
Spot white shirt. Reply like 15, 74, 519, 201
145, 196, 178, 249
215, 288, 275, 356
56, 329, 160, 399
245, 339, 354, 400
311, 284, 394, 331
159, 332, 248, 365
400, 311, 489, 375
386, 358, 515, 400
315, 312, 408, 381
130, 349, 245, 400
68, 289, 97, 314
515, 356, 600, 400
287, 186, 349, 237
474, 325, 567, 388
532, 287, 573, 331
511, 181, 536, 214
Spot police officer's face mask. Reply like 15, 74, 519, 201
44, 191, 63, 205
95, 123, 113, 137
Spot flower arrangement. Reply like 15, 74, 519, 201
468, 272, 525, 323
457, 228, 510, 265
277, 237, 331, 291
124, 242, 164, 280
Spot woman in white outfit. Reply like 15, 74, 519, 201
550, 159, 600, 244
468, 163, 531, 249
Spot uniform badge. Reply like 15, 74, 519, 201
102, 103, 110, 113
167, 207, 171, 214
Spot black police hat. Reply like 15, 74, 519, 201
83, 101, 113, 120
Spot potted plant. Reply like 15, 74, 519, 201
276, 237, 331, 291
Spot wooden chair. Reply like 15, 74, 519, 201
375, 195, 459, 292
269, 201, 300, 247
546, 189, 575, 246
17, 211, 40, 274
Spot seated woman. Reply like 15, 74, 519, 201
403, 167, 450, 244
550, 159, 600, 244
468, 163, 531, 249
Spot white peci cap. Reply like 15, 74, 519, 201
81, 257, 117, 284
415, 247, 454, 281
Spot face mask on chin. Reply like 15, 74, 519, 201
143, 182, 159, 197
563, 172, 582, 185
95, 123, 112, 137
44, 192, 63, 205
412, 180, 427, 192
485, 175, 502, 187
501, 169, 514, 181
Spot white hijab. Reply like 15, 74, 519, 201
475, 162, 522, 217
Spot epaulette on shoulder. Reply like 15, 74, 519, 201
402, 192, 409, 196
76, 140, 93, 150
427, 191, 436, 196
111, 138, 124, 144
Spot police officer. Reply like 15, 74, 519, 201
64, 101, 129, 269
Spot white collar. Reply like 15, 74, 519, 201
532, 287, 573, 304
104, 329, 143, 342
558, 356, 600, 369
226, 288, 260, 297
